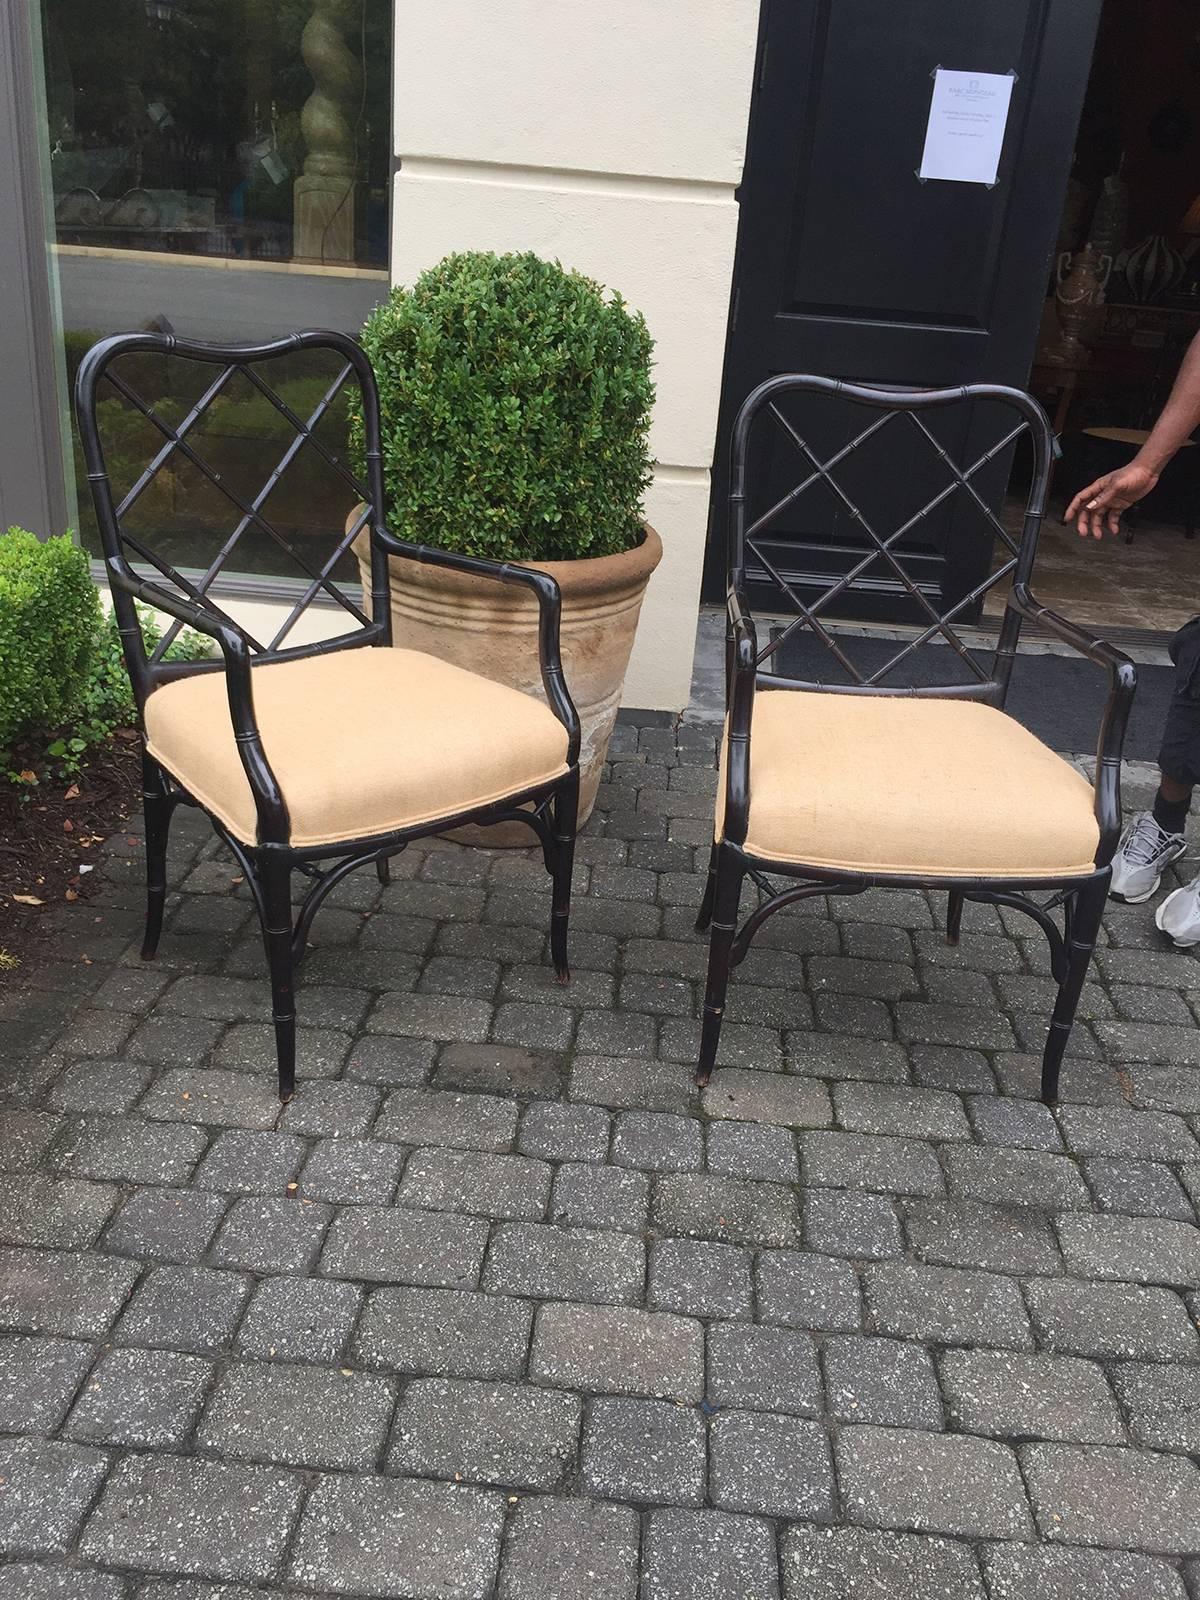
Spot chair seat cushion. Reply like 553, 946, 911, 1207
718, 689, 1099, 878
144, 647, 571, 848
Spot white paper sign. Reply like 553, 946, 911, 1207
919, 68, 1014, 186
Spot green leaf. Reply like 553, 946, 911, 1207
351, 252, 655, 565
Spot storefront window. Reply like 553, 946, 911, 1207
39, 0, 390, 577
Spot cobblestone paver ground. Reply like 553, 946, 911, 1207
2, 718, 1200, 1597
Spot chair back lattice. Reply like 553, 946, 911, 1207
74, 330, 391, 708
728, 376, 1055, 703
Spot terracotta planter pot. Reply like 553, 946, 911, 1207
354, 522, 662, 845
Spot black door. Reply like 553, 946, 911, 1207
706, 0, 1104, 619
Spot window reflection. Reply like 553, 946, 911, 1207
40, 0, 390, 577
41, 0, 390, 266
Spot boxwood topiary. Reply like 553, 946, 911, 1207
353, 251, 655, 564
0, 529, 212, 781
0, 529, 100, 754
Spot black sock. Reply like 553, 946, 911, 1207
1153, 788, 1192, 835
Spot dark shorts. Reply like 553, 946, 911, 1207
1159, 615, 1200, 786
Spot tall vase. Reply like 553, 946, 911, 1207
1046, 245, 1112, 366
1088, 167, 1128, 260
1055, 177, 1091, 260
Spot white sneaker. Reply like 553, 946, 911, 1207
1109, 812, 1187, 903
1156, 871, 1200, 947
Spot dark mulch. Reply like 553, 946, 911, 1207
0, 732, 141, 979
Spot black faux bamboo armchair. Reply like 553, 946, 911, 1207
696, 376, 1135, 1104
76, 330, 580, 1102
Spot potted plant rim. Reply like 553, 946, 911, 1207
350, 250, 661, 837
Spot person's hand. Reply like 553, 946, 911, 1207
1064, 460, 1160, 538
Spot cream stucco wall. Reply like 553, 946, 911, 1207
390, 1, 759, 710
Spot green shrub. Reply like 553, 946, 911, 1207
0, 524, 212, 782
70, 605, 212, 757
0, 529, 100, 753
77, 607, 137, 738
353, 251, 655, 563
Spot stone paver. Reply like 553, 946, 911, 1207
6, 721, 1200, 1596
938, 1349, 1124, 1445
398, 1147, 550, 1220
981, 1544, 1188, 1600
500, 1497, 639, 1600
1110, 1361, 1200, 1454
354, 1285, 532, 1379
582, 1396, 705, 1505
643, 1508, 780, 1600
823, 1336, 943, 1431
0, 1567, 127, 1600
707, 1323, 822, 1417
80, 1453, 303, 1581
781, 1524, 985, 1600
653, 1173, 801, 1248
756, 1249, 862, 1331
1056, 1214, 1200, 1287
1023, 1443, 1200, 1552
374, 1087, 518, 1150
0, 1437, 110, 1557
320, 1204, 487, 1287
864, 1261, 1033, 1350
0, 1335, 92, 1433
904, 1198, 1062, 1276
801, 1130, 945, 1195
114, 1265, 249, 1353
197, 1359, 395, 1470
390, 1377, 581, 1490
709, 1410, 836, 1520
65, 1346, 210, 1447
649, 1237, 753, 1319
837, 1426, 1034, 1540
0, 1173, 115, 1251
484, 1221, 644, 1303
288, 1473, 504, 1596
530, 1302, 703, 1401
236, 1274, 362, 1364
102, 1185, 227, 1263
550, 1161, 648, 1232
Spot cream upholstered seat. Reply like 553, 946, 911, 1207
696, 375, 1132, 1107
79, 328, 583, 1110
718, 689, 1099, 878
144, 647, 571, 848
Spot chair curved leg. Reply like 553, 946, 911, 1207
1040, 875, 1107, 1105
696, 844, 719, 933
696, 846, 744, 1087
376, 856, 391, 887
550, 770, 579, 984
140, 752, 173, 961
946, 892, 964, 947
257, 851, 297, 1103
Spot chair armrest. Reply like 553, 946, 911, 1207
722, 586, 758, 846
375, 531, 581, 763
108, 565, 290, 844
1010, 584, 1136, 864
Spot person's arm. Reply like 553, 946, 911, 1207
1065, 329, 1200, 538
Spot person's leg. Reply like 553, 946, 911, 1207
1110, 621, 1200, 903
1153, 774, 1193, 834
1154, 716, 1200, 946
1134, 620, 1200, 936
